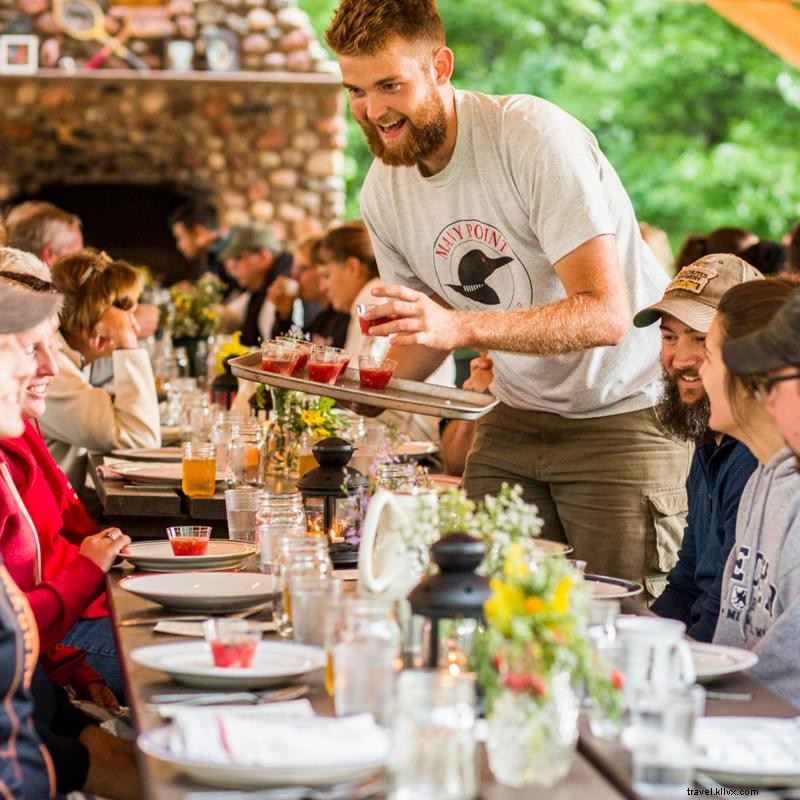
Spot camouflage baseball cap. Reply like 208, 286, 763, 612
633, 253, 763, 332
219, 225, 280, 260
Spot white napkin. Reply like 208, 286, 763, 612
167, 708, 390, 768
95, 458, 133, 480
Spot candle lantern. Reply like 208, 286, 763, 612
408, 532, 491, 670
296, 437, 368, 566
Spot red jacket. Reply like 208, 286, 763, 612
0, 421, 107, 652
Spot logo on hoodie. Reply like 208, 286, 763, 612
431, 220, 532, 310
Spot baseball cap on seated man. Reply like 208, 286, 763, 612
0, 274, 63, 334
633, 253, 763, 332
219, 225, 280, 261
723, 289, 800, 374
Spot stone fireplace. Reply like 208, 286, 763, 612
0, 0, 346, 277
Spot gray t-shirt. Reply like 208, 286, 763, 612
360, 89, 667, 417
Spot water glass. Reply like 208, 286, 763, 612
225, 488, 262, 544
391, 670, 477, 800
255, 491, 307, 572
628, 684, 705, 798
181, 442, 216, 498
290, 575, 342, 646
330, 596, 401, 726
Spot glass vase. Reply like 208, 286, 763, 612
486, 671, 578, 788
265, 387, 299, 478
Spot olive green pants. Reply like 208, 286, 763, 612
462, 404, 692, 588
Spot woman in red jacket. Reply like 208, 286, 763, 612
0, 260, 129, 701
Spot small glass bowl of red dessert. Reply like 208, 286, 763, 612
356, 303, 397, 336
307, 345, 350, 385
261, 340, 300, 375
203, 618, 262, 669
358, 355, 398, 390
275, 336, 312, 376
166, 525, 211, 556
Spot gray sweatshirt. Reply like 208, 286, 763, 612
714, 446, 800, 707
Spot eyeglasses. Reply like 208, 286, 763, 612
753, 371, 800, 402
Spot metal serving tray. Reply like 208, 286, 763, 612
229, 352, 499, 421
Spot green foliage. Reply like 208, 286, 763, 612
301, 0, 800, 248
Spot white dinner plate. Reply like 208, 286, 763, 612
138, 719, 388, 788
694, 716, 800, 787
690, 642, 759, 683
392, 440, 438, 458
119, 571, 274, 613
130, 640, 325, 689
111, 447, 182, 462
122, 540, 255, 573
584, 574, 644, 599
110, 461, 223, 486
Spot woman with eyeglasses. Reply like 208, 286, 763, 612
700, 275, 800, 706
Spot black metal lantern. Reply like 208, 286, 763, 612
209, 357, 238, 410
296, 437, 368, 565
408, 532, 491, 669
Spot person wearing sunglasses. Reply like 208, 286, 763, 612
723, 288, 800, 470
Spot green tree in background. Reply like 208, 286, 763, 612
300, 0, 800, 254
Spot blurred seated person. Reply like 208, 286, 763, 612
269, 233, 350, 348
43, 249, 160, 489
5, 200, 83, 268
217, 225, 293, 347
0, 261, 130, 699
316, 220, 456, 445
168, 198, 231, 288
675, 226, 757, 272
737, 239, 789, 276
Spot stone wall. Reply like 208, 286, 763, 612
0, 72, 346, 238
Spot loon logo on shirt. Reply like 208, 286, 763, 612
431, 219, 533, 310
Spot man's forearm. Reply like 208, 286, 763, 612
388, 343, 449, 381
455, 291, 629, 355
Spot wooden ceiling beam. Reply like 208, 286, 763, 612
706, 0, 800, 70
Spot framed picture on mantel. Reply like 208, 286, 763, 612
0, 35, 39, 74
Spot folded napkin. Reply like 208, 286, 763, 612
95, 458, 135, 480
167, 709, 390, 768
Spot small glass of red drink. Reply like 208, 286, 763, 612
203, 619, 261, 669
358, 355, 398, 390
275, 337, 312, 376
356, 303, 397, 336
308, 345, 350, 385
261, 340, 300, 375
166, 525, 212, 556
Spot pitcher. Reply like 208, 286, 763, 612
615, 617, 695, 700
358, 488, 438, 597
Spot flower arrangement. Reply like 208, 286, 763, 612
215, 331, 252, 375
292, 396, 343, 440
167, 272, 226, 338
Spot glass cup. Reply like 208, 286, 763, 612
391, 670, 477, 800
356, 303, 397, 336
166, 525, 211, 556
275, 336, 312, 376
225, 488, 262, 544
329, 596, 401, 725
290, 575, 343, 647
261, 340, 300, 375
358, 355, 398, 390
307, 345, 350, 385
203, 618, 262, 668
627, 683, 705, 797
181, 442, 216, 498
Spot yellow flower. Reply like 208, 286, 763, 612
524, 596, 546, 614
502, 541, 530, 581
485, 578, 525, 636
550, 576, 573, 614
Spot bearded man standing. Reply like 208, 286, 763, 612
635, 254, 762, 640
326, 0, 690, 586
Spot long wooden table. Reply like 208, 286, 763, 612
108, 569, 625, 800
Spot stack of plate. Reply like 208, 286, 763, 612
123, 540, 254, 573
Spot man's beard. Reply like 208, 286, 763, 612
655, 367, 712, 442
359, 86, 448, 168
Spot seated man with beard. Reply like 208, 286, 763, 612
633, 254, 762, 641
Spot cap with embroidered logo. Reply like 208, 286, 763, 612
633, 253, 763, 332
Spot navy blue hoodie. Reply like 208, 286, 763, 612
651, 436, 757, 641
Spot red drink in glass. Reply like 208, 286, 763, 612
308, 361, 341, 384
209, 639, 258, 668
262, 356, 297, 375
169, 538, 209, 556
290, 351, 309, 375
358, 315, 396, 336
359, 366, 394, 390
